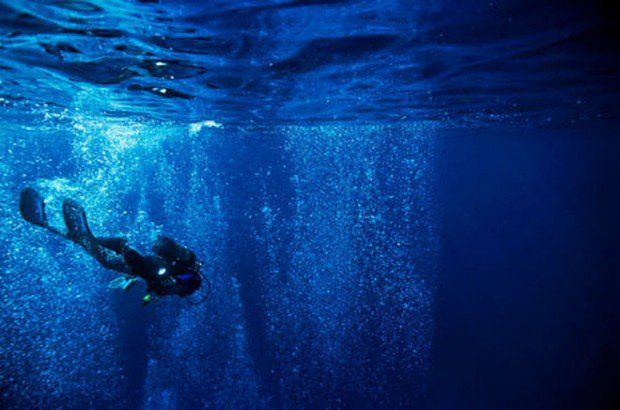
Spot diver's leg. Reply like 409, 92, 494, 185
78, 236, 132, 274
96, 237, 128, 253
61, 199, 131, 274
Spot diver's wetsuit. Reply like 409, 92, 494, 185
19, 188, 202, 298
97, 236, 202, 297
62, 198, 203, 297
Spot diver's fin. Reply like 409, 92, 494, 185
122, 277, 138, 292
108, 276, 138, 291
62, 199, 94, 240
20, 187, 66, 237
108, 276, 128, 289
19, 187, 48, 227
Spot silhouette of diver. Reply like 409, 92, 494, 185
19, 187, 204, 305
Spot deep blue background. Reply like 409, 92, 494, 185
433, 125, 620, 409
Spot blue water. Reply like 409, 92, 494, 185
1, 1, 619, 409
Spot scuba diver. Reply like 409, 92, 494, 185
19, 187, 205, 305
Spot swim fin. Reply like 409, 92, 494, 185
108, 276, 127, 289
108, 276, 138, 291
122, 277, 138, 292
19, 187, 49, 227
20, 187, 66, 237
62, 199, 94, 241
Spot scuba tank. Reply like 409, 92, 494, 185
151, 235, 196, 268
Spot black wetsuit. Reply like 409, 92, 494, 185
97, 236, 202, 297
19, 189, 202, 298
121, 246, 201, 296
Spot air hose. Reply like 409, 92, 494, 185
186, 271, 212, 306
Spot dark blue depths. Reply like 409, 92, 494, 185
0, 123, 438, 408
432, 125, 620, 410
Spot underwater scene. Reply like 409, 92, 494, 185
0, 0, 618, 409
